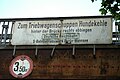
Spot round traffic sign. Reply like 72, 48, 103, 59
9, 55, 33, 78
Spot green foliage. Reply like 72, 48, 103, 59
92, 0, 120, 20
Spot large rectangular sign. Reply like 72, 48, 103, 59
11, 16, 112, 45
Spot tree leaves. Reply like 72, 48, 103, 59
91, 0, 120, 20
99, 8, 107, 15
91, 0, 94, 2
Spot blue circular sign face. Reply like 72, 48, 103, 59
9, 55, 33, 78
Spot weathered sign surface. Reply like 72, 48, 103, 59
11, 16, 112, 45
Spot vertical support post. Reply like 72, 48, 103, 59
115, 22, 119, 43
0, 22, 1, 44
72, 45, 75, 58
13, 45, 16, 58
3, 22, 9, 45
0, 22, 5, 45
93, 45, 96, 59
35, 46, 38, 58
118, 22, 120, 43
9, 21, 15, 44
50, 46, 56, 58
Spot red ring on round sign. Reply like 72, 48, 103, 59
9, 55, 33, 78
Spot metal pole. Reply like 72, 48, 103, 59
13, 45, 16, 57
72, 45, 75, 58
93, 45, 96, 59
35, 46, 38, 58
50, 46, 56, 58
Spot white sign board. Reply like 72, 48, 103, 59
11, 17, 112, 45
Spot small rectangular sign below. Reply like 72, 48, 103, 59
11, 16, 112, 45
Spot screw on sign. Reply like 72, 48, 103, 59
9, 55, 33, 78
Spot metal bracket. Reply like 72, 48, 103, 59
93, 45, 96, 59
35, 46, 38, 58
13, 45, 16, 58
72, 45, 75, 58
50, 46, 56, 58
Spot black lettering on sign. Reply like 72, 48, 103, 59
18, 23, 27, 29
33, 40, 35, 43
14, 62, 19, 71
19, 66, 27, 72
